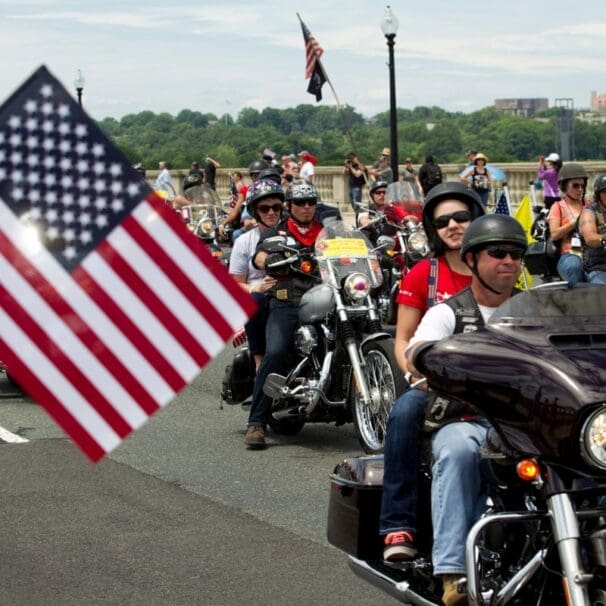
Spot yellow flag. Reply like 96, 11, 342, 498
514, 195, 535, 289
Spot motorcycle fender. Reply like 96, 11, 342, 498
359, 332, 392, 349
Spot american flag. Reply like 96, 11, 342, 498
494, 190, 511, 215
0, 66, 256, 461
298, 14, 327, 102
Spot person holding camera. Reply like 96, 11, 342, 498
343, 152, 367, 211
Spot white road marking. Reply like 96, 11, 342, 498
0, 425, 29, 443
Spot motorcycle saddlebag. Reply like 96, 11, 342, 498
221, 345, 255, 405
327, 455, 384, 560
524, 239, 559, 276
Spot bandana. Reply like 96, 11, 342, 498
287, 216, 322, 247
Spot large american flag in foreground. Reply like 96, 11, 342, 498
0, 66, 256, 461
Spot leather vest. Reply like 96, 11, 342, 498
582, 203, 606, 272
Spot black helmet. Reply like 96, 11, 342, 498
461, 214, 528, 260
558, 162, 588, 187
248, 159, 270, 178
285, 179, 318, 203
369, 180, 389, 195
594, 174, 606, 200
422, 181, 485, 255
245, 179, 285, 218
133, 163, 146, 177
258, 167, 282, 184
183, 173, 203, 190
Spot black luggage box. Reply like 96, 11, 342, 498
327, 455, 384, 560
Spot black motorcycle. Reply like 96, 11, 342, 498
328, 284, 606, 605
226, 220, 405, 453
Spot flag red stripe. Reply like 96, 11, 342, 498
72, 265, 187, 393
121, 214, 234, 342
0, 232, 161, 416
150, 197, 257, 319
0, 282, 133, 437
94, 238, 211, 369
0, 334, 106, 462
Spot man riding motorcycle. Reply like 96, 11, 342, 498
244, 180, 324, 449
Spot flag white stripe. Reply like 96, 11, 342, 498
83, 250, 199, 383
107, 225, 225, 359
0, 255, 148, 427
0, 306, 121, 453
133, 202, 249, 332
0, 201, 175, 404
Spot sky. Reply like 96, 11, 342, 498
1, 0, 606, 122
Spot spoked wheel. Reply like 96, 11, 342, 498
352, 338, 406, 454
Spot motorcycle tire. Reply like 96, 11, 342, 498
352, 338, 406, 454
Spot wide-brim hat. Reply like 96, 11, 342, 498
381, 147, 391, 156
473, 152, 488, 164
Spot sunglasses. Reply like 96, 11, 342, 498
373, 190, 387, 196
569, 182, 585, 189
485, 246, 525, 260
291, 199, 317, 207
257, 203, 283, 214
432, 210, 472, 229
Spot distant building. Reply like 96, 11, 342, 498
494, 98, 549, 117
590, 91, 606, 114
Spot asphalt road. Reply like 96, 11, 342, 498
0, 347, 395, 605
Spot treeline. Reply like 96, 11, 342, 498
97, 104, 606, 169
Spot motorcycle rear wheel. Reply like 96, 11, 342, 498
352, 339, 405, 454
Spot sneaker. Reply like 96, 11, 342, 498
383, 531, 417, 561
244, 425, 266, 449
441, 575, 467, 606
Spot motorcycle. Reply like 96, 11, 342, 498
239, 220, 405, 453
359, 182, 430, 325
177, 183, 230, 265
327, 284, 606, 605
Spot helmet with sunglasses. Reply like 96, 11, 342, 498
460, 214, 528, 260
594, 174, 606, 200
285, 179, 318, 204
369, 180, 389, 196
422, 181, 485, 255
245, 178, 285, 219
558, 162, 588, 187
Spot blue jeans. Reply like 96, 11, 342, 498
587, 269, 606, 285
349, 187, 362, 211
431, 420, 490, 575
379, 388, 428, 535
247, 300, 299, 428
557, 253, 586, 286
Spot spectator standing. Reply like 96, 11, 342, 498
298, 150, 318, 183
460, 152, 491, 207
204, 156, 221, 190
399, 158, 422, 199
343, 152, 367, 211
418, 155, 443, 195
536, 152, 562, 209
154, 161, 172, 193
370, 149, 393, 184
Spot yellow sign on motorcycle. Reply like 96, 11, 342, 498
320, 238, 368, 258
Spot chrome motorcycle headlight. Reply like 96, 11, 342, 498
408, 231, 428, 253
580, 407, 606, 470
343, 272, 371, 301
197, 218, 215, 236
294, 325, 318, 356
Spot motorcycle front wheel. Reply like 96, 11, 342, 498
352, 339, 405, 454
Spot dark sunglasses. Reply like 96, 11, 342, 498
373, 190, 387, 196
569, 182, 585, 189
432, 210, 472, 229
291, 199, 317, 207
485, 246, 525, 260
257, 203, 283, 213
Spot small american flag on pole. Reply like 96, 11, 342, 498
0, 66, 256, 461
298, 14, 327, 102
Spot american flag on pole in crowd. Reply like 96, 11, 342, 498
494, 190, 511, 215
0, 66, 256, 462
298, 14, 327, 102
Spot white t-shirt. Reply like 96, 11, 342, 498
228, 227, 265, 285
300, 161, 315, 182
407, 300, 498, 353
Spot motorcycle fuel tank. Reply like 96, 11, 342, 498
299, 283, 335, 324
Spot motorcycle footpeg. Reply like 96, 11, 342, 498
263, 373, 288, 399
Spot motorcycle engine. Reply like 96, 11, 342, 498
294, 325, 318, 356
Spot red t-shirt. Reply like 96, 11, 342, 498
396, 256, 472, 313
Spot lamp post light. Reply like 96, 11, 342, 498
381, 6, 399, 183
74, 69, 85, 107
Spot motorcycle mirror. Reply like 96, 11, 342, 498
375, 235, 395, 251
262, 236, 287, 253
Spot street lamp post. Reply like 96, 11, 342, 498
74, 69, 85, 107
381, 6, 399, 183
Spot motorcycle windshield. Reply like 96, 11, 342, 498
385, 183, 423, 222
183, 184, 225, 223
315, 220, 383, 288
